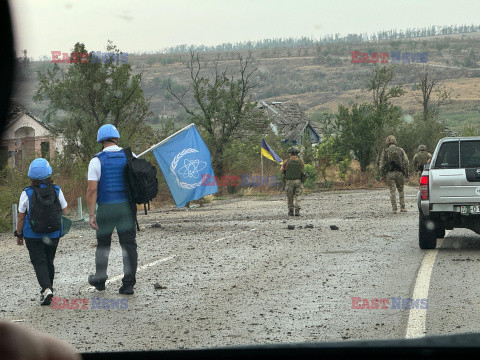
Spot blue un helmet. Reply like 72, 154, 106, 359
97, 124, 120, 143
28, 158, 52, 180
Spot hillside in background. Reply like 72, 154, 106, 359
13, 27, 480, 135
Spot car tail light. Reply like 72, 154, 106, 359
420, 175, 429, 200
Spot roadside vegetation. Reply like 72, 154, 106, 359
4, 24, 480, 231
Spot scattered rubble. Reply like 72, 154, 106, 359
154, 282, 168, 290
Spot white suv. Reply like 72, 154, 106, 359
418, 137, 480, 249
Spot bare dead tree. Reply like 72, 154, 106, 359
167, 50, 264, 176
414, 67, 450, 121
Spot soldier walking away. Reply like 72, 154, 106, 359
15, 158, 68, 305
379, 135, 410, 214
87, 124, 137, 295
280, 146, 304, 216
412, 145, 432, 179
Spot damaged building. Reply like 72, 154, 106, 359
256, 101, 322, 145
1, 104, 64, 168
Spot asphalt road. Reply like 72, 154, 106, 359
1, 187, 479, 352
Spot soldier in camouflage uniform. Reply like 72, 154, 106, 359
412, 145, 432, 179
379, 135, 409, 214
280, 146, 304, 216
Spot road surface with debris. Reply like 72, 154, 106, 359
1, 187, 479, 352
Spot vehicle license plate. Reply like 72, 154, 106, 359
461, 205, 480, 214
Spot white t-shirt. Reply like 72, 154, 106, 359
18, 187, 68, 214
87, 145, 136, 181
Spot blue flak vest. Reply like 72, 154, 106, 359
95, 150, 129, 204
23, 184, 63, 239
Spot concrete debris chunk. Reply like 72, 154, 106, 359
154, 282, 167, 290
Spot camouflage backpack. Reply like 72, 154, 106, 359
385, 145, 405, 173
416, 151, 430, 168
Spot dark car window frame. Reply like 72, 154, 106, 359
460, 140, 480, 168
434, 140, 460, 169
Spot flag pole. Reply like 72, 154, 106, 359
261, 151, 264, 186
137, 123, 196, 157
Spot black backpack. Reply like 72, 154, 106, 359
28, 184, 62, 233
123, 147, 158, 216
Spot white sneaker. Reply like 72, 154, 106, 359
40, 288, 53, 306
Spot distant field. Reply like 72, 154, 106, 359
14, 31, 480, 134
438, 109, 480, 132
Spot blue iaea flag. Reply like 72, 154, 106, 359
152, 125, 217, 207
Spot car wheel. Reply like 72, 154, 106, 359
419, 213, 437, 249
435, 226, 446, 239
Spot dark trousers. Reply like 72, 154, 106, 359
95, 202, 137, 286
25, 237, 59, 293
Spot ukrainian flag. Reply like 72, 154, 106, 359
261, 139, 282, 164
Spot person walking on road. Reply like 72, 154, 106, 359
15, 158, 68, 305
379, 135, 410, 214
87, 124, 137, 295
280, 146, 304, 216
412, 144, 432, 179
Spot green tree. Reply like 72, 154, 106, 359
156, 116, 180, 138
223, 131, 286, 177
367, 65, 405, 169
309, 111, 338, 138
34, 41, 154, 162
394, 114, 445, 166
336, 103, 380, 172
167, 51, 266, 176
300, 130, 317, 165
316, 136, 348, 183
367, 65, 405, 109
464, 50, 478, 68
15, 49, 30, 80
303, 164, 318, 189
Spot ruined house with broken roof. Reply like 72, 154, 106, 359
256, 101, 321, 146
0, 104, 64, 168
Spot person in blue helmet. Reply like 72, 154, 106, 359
15, 158, 68, 305
86, 124, 137, 295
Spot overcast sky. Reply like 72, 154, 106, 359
10, 0, 480, 59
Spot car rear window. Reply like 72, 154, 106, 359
434, 141, 459, 168
434, 140, 480, 169
460, 140, 480, 168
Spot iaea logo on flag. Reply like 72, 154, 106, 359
152, 124, 217, 207
171, 148, 207, 189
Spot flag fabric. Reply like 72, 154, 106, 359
152, 125, 217, 207
261, 139, 282, 164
